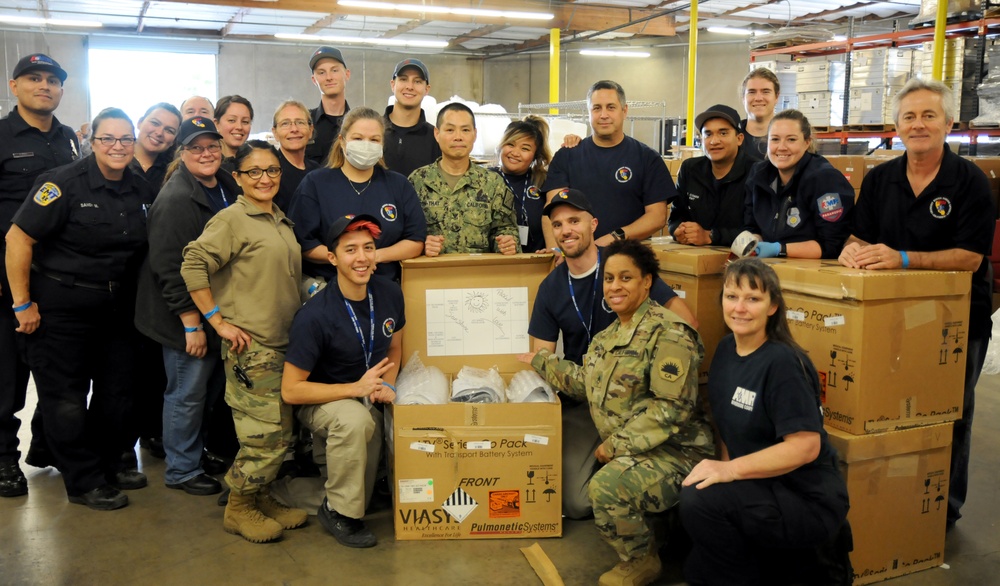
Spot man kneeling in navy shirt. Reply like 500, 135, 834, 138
281, 214, 404, 547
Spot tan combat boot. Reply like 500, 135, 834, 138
598, 550, 662, 586
256, 489, 308, 530
223, 492, 283, 543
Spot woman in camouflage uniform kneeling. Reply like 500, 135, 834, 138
181, 141, 308, 543
520, 239, 715, 586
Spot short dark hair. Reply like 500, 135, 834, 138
139, 102, 182, 126
215, 95, 254, 122
741, 68, 781, 97
768, 109, 817, 153
233, 139, 279, 169
587, 80, 626, 107
90, 107, 134, 139
436, 102, 476, 129
722, 258, 805, 354
604, 239, 659, 278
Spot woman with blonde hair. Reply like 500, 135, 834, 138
288, 106, 425, 283
491, 115, 552, 252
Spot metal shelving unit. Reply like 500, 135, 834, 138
517, 99, 678, 155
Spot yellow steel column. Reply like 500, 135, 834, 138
931, 0, 948, 80
550, 28, 560, 115
686, 0, 698, 146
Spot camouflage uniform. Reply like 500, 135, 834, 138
531, 299, 714, 561
224, 339, 293, 496
409, 158, 522, 254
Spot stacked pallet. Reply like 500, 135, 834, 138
848, 48, 913, 124
795, 60, 845, 125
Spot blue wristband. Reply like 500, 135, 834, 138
184, 324, 204, 333
900, 250, 909, 269
12, 301, 32, 313
203, 305, 220, 320
382, 382, 397, 393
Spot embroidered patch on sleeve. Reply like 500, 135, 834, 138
658, 357, 684, 382
33, 182, 62, 206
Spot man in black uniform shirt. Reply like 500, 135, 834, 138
383, 58, 441, 178
306, 46, 351, 166
0, 53, 78, 498
669, 104, 751, 248
839, 78, 995, 528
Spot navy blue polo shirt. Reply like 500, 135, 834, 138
286, 275, 405, 384
288, 165, 427, 282
528, 246, 678, 364
852, 145, 995, 339
543, 136, 675, 240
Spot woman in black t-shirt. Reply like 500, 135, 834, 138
679, 258, 850, 586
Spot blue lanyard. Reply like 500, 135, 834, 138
500, 170, 531, 226
344, 292, 374, 369
567, 250, 601, 342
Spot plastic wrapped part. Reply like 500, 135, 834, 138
507, 370, 557, 403
972, 81, 1000, 127
394, 352, 449, 405
451, 365, 506, 403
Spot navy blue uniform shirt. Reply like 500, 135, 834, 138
543, 136, 675, 240
286, 275, 405, 385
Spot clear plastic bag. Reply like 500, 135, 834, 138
452, 365, 506, 403
394, 352, 449, 405
506, 370, 557, 403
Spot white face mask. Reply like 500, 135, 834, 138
344, 140, 383, 170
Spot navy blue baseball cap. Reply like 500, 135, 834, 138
393, 58, 429, 81
543, 188, 596, 217
310, 46, 347, 71
12, 53, 67, 83
326, 214, 382, 248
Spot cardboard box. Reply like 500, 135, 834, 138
650, 244, 729, 383
827, 423, 952, 585
767, 259, 971, 434
967, 156, 1000, 213
389, 254, 562, 540
824, 155, 866, 192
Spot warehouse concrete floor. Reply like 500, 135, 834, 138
3, 375, 1000, 586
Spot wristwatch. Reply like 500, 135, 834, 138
611, 228, 626, 241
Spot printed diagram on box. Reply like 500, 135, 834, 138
823, 345, 856, 392
442, 487, 478, 522
425, 287, 530, 356
921, 470, 947, 514
525, 467, 558, 504
940, 323, 966, 365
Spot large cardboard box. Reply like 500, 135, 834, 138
827, 423, 952, 585
967, 156, 1000, 213
767, 259, 971, 434
389, 254, 562, 540
650, 244, 729, 383
824, 155, 865, 192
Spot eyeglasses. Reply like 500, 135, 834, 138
185, 144, 222, 155
93, 136, 136, 147
276, 120, 311, 129
237, 166, 282, 179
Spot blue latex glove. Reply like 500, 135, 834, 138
754, 241, 782, 258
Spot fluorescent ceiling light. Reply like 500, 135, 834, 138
707, 26, 767, 36
832, 35, 847, 42
0, 15, 102, 28
579, 49, 650, 58
338, 0, 554, 21
276, 33, 448, 49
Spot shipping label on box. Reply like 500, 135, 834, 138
827, 423, 952, 585
389, 401, 562, 540
768, 260, 971, 434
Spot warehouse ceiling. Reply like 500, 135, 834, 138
0, 0, 941, 57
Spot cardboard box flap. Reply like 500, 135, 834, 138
826, 423, 953, 463
765, 259, 972, 301
400, 254, 552, 374
650, 244, 730, 276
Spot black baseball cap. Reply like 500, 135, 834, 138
543, 188, 596, 217
392, 58, 429, 82
694, 104, 743, 134
326, 214, 382, 249
177, 117, 222, 146
12, 53, 67, 83
310, 46, 347, 71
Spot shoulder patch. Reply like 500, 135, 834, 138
658, 357, 684, 382
817, 193, 844, 222
33, 182, 62, 206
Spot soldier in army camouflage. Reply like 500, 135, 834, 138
408, 102, 521, 256
520, 239, 714, 586
181, 141, 309, 543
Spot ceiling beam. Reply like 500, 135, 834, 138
36, 0, 51, 19
449, 23, 507, 48
222, 8, 249, 37
380, 18, 426, 38
304, 14, 342, 35
136, 0, 150, 33
152, 0, 677, 36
